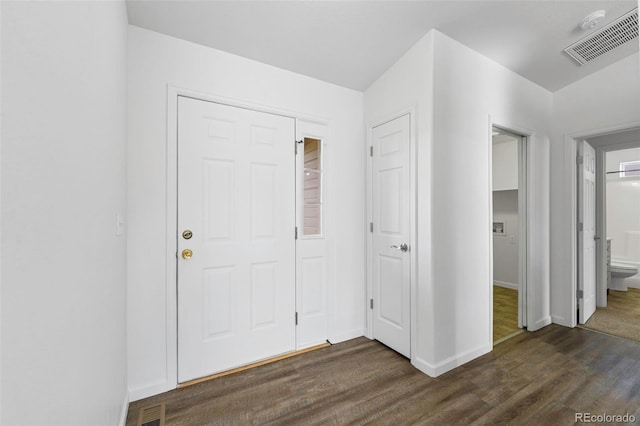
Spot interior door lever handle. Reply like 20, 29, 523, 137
391, 243, 409, 252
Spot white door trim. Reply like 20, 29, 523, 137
366, 107, 417, 359
165, 85, 329, 390
561, 121, 640, 328
489, 116, 535, 332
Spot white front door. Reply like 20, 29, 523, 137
371, 114, 411, 357
578, 140, 597, 324
177, 96, 296, 382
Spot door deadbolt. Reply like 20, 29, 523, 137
181, 249, 193, 259
182, 229, 193, 240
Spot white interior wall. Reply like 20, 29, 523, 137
1, 2, 128, 424
492, 139, 519, 288
127, 26, 365, 401
365, 30, 551, 377
0, 3, 3, 421
363, 31, 435, 375
492, 140, 518, 191
431, 31, 552, 370
550, 52, 640, 327
493, 190, 519, 287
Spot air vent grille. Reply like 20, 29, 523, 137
565, 8, 638, 65
137, 403, 165, 426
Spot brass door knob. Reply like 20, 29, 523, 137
181, 249, 193, 259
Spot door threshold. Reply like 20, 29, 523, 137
178, 342, 331, 388
493, 329, 525, 346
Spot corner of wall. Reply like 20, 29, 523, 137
551, 315, 571, 327
411, 342, 492, 377
119, 392, 130, 426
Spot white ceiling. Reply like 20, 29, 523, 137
126, 1, 639, 92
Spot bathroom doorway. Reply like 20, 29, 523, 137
491, 126, 527, 343
580, 129, 640, 343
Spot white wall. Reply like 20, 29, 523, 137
493, 190, 519, 287
431, 31, 551, 371
550, 53, 640, 326
492, 139, 520, 288
606, 147, 640, 287
365, 30, 551, 377
1, 2, 128, 424
0, 3, 3, 421
127, 26, 364, 400
492, 140, 518, 191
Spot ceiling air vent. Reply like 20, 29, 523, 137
564, 8, 638, 65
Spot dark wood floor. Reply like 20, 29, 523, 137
493, 285, 520, 342
127, 325, 640, 425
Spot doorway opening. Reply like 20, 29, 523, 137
577, 128, 640, 343
491, 126, 527, 344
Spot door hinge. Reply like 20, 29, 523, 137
370, 222, 373, 233
577, 155, 584, 165
577, 289, 583, 299
296, 139, 303, 155
578, 222, 584, 232
295, 226, 298, 239
370, 146, 373, 157
370, 299, 374, 309
295, 312, 299, 325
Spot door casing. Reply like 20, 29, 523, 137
490, 124, 529, 331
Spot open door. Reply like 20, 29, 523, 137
578, 140, 597, 324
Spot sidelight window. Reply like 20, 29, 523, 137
302, 138, 323, 236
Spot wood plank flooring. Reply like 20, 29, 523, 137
584, 288, 640, 343
127, 325, 640, 425
493, 285, 520, 342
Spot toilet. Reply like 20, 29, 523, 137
610, 262, 639, 291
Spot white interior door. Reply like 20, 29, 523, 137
371, 114, 411, 358
177, 96, 296, 382
578, 140, 597, 324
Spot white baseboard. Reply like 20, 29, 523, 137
118, 391, 129, 426
329, 328, 364, 344
624, 276, 640, 289
411, 343, 492, 377
493, 281, 518, 290
129, 380, 173, 402
529, 315, 552, 331
551, 315, 572, 328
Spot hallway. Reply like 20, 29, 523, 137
127, 325, 640, 425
